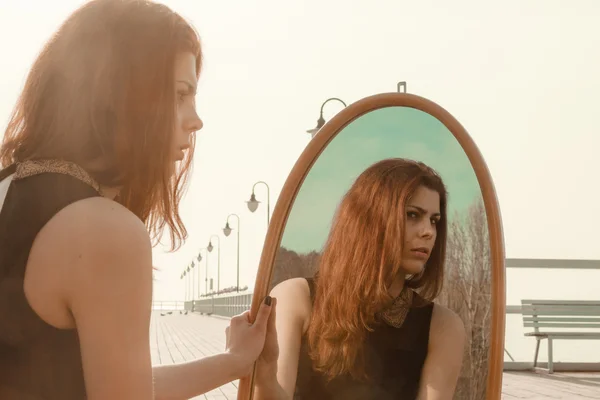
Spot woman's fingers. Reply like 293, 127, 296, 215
252, 296, 273, 335
267, 297, 277, 332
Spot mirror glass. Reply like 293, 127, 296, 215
256, 106, 494, 400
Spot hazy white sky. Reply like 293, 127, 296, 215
1, 0, 599, 301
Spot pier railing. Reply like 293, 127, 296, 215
151, 300, 185, 311
167, 258, 600, 372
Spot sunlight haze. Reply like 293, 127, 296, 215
1, 0, 598, 304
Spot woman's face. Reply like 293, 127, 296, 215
172, 52, 203, 164
400, 185, 441, 275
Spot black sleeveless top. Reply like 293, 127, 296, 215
0, 162, 101, 399
294, 277, 434, 400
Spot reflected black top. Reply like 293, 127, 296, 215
294, 277, 434, 400
0, 165, 100, 399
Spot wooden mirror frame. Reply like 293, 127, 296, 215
238, 92, 506, 400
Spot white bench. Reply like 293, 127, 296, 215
520, 299, 600, 373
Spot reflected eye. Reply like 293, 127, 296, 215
177, 92, 186, 102
407, 211, 419, 219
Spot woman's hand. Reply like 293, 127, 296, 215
254, 297, 289, 399
258, 296, 279, 365
225, 296, 276, 378
254, 296, 279, 382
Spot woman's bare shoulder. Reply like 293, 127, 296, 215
270, 277, 313, 331
31, 196, 152, 296
52, 196, 144, 230
270, 277, 311, 303
430, 303, 466, 345
40, 196, 149, 250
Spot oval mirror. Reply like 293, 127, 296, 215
239, 92, 505, 400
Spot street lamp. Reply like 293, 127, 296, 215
181, 270, 187, 301
247, 180, 270, 225
223, 213, 241, 292
306, 97, 347, 138
186, 264, 191, 300
182, 267, 190, 301
197, 248, 209, 296
207, 235, 221, 293
190, 261, 196, 300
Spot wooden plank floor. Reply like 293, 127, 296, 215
150, 310, 236, 400
502, 371, 600, 399
151, 311, 600, 400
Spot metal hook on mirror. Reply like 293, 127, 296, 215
397, 81, 407, 93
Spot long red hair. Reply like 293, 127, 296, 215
306, 158, 448, 382
0, 0, 201, 250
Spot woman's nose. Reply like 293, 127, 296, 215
189, 114, 203, 133
420, 222, 435, 237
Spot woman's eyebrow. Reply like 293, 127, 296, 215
176, 80, 196, 95
407, 205, 440, 217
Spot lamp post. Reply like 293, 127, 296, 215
397, 81, 407, 93
181, 271, 187, 301
247, 180, 270, 226
190, 261, 196, 300
207, 235, 221, 293
197, 248, 209, 296
186, 264, 191, 300
223, 213, 241, 292
306, 97, 347, 138
182, 268, 189, 300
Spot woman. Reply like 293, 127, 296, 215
0, 1, 276, 399
254, 158, 466, 400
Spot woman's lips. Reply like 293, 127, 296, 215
410, 248, 429, 259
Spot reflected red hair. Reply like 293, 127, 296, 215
306, 158, 448, 382
0, 0, 201, 250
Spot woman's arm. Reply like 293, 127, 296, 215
253, 278, 312, 400
45, 198, 273, 400
152, 354, 241, 400
153, 300, 274, 400
54, 198, 155, 400
416, 304, 466, 400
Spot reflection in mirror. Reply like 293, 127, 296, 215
253, 106, 496, 400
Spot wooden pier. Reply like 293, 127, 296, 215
150, 311, 600, 399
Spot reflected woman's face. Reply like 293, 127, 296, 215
400, 185, 441, 275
